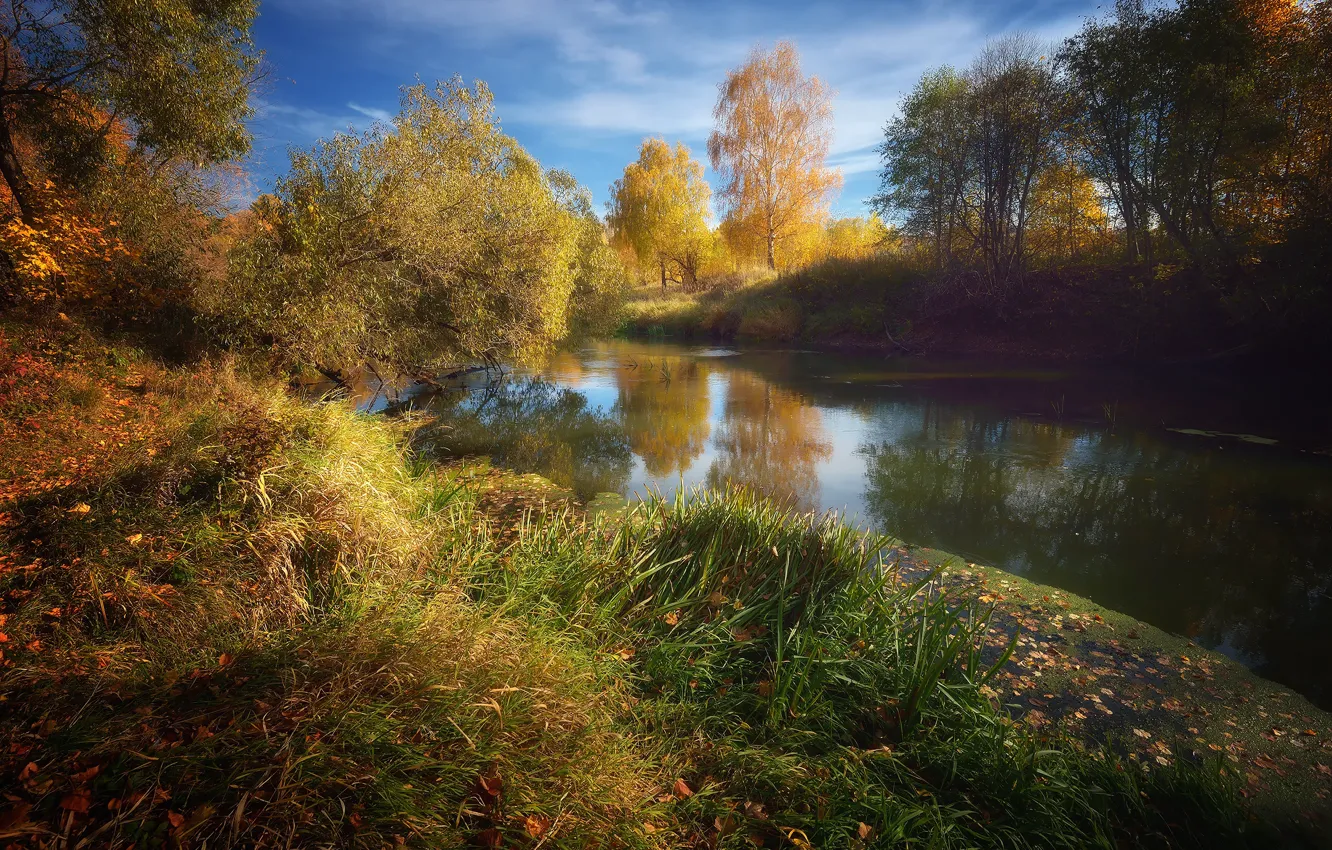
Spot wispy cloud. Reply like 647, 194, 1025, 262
254, 0, 1097, 212
348, 102, 393, 123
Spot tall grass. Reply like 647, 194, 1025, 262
465, 487, 1282, 848
0, 337, 1302, 847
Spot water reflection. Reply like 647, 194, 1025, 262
706, 371, 832, 512
860, 405, 1332, 696
406, 340, 1332, 708
413, 378, 632, 499
614, 357, 713, 476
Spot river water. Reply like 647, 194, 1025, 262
388, 340, 1332, 709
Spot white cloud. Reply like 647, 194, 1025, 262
257, 0, 1096, 209
256, 100, 361, 139
348, 102, 393, 123
829, 147, 883, 177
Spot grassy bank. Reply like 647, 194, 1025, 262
617, 257, 1320, 363
0, 318, 1325, 847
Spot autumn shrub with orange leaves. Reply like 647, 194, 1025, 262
0, 180, 133, 305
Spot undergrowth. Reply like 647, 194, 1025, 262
0, 323, 1315, 847
617, 256, 918, 346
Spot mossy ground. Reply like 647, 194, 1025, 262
891, 546, 1332, 827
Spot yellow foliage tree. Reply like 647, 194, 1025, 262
708, 41, 842, 270
607, 139, 713, 291
1025, 159, 1112, 264
823, 214, 893, 261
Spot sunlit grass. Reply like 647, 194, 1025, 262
0, 326, 1305, 848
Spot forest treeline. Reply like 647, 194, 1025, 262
880, 0, 1332, 295
3, 0, 1331, 373
609, 0, 1332, 350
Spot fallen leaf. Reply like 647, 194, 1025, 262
60, 792, 91, 813
167, 811, 185, 828
673, 778, 693, 798
125, 533, 143, 545
71, 765, 100, 783
0, 802, 32, 830
67, 503, 90, 515
523, 815, 550, 838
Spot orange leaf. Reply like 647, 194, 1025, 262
71, 765, 100, 783
59, 792, 90, 813
523, 815, 550, 838
167, 811, 185, 828
673, 778, 693, 798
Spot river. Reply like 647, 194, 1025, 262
375, 340, 1332, 709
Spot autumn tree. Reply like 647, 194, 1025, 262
708, 41, 842, 270
0, 0, 257, 223
1059, 0, 1332, 267
823, 214, 894, 261
208, 80, 623, 373
606, 138, 712, 292
1026, 157, 1112, 263
0, 0, 257, 310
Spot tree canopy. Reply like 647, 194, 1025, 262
607, 138, 712, 291
708, 41, 842, 270
206, 80, 624, 373
0, 0, 258, 222
877, 0, 1332, 290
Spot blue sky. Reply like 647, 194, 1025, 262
246, 0, 1097, 218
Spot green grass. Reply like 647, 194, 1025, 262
617, 255, 921, 346
0, 325, 1319, 847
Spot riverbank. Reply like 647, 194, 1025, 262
619, 258, 1327, 366
1, 318, 1328, 847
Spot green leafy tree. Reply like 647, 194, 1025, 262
549, 168, 629, 339
873, 67, 973, 270
210, 80, 620, 373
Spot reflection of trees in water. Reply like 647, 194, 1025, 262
860, 402, 1332, 705
615, 358, 712, 476
707, 371, 832, 512
414, 378, 632, 499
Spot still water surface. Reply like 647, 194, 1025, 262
391, 341, 1332, 708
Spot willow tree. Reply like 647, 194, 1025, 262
708, 41, 842, 270
606, 138, 712, 291
210, 80, 621, 372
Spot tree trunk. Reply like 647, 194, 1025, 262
660, 260, 667, 294
0, 113, 35, 224
765, 230, 775, 270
